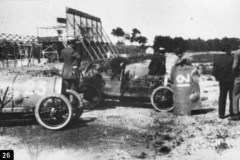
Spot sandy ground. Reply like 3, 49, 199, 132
0, 53, 239, 160
1, 76, 240, 160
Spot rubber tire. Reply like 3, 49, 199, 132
35, 93, 73, 130
66, 89, 84, 123
80, 84, 103, 109
150, 86, 173, 112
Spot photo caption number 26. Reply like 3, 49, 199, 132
24, 80, 47, 96
2, 152, 10, 159
0, 150, 14, 160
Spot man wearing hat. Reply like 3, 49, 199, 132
148, 47, 166, 76
61, 41, 81, 93
174, 47, 191, 66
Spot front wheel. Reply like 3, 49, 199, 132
150, 86, 173, 112
35, 93, 73, 130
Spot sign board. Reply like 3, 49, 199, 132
66, 7, 103, 42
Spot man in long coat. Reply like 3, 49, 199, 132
213, 49, 234, 119
148, 47, 166, 76
61, 42, 81, 92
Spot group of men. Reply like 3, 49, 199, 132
149, 45, 240, 119
60, 40, 240, 120
213, 47, 240, 120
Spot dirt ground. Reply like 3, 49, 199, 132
1, 76, 240, 160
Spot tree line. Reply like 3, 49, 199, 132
111, 27, 240, 52
153, 36, 240, 52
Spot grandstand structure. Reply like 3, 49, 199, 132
37, 7, 119, 61
0, 7, 119, 68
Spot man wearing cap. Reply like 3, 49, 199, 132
174, 47, 190, 66
61, 42, 81, 92
148, 47, 166, 76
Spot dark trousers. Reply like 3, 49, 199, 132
219, 80, 234, 116
233, 76, 240, 115
62, 78, 79, 104
63, 79, 79, 92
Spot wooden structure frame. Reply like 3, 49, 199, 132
37, 7, 119, 62
0, 33, 41, 68
65, 7, 119, 60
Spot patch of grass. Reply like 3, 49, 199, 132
215, 140, 231, 153
26, 138, 42, 160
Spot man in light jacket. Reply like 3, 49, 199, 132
231, 47, 240, 120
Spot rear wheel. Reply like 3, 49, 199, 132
79, 84, 103, 109
35, 93, 73, 130
151, 86, 173, 112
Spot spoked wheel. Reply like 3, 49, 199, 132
151, 86, 174, 112
66, 89, 84, 123
35, 93, 73, 130
79, 84, 103, 109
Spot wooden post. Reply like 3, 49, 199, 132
6, 48, 9, 68
14, 46, 16, 68
31, 45, 34, 66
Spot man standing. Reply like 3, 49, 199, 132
170, 47, 201, 115
148, 47, 166, 76
174, 47, 187, 66
61, 41, 81, 92
213, 49, 234, 119
231, 47, 240, 120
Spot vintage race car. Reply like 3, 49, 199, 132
0, 68, 84, 130
79, 56, 174, 112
